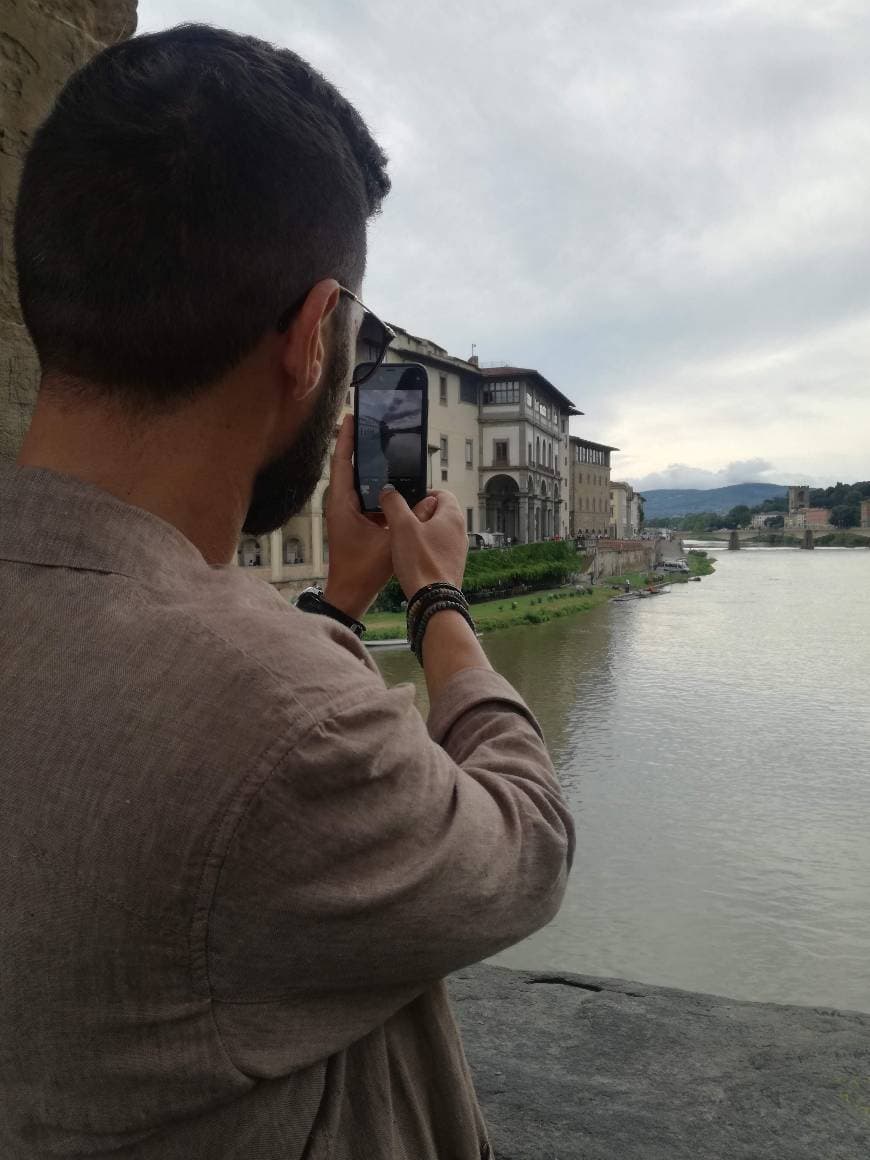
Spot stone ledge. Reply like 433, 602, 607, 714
450, 964, 870, 1160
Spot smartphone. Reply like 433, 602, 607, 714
354, 363, 429, 513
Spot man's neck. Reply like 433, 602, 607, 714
17, 391, 254, 566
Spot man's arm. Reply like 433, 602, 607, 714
206, 664, 573, 1067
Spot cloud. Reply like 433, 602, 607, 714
631, 459, 778, 492
134, 1, 870, 486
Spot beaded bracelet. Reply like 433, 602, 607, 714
406, 582, 465, 644
406, 581, 462, 621
407, 587, 466, 649
410, 597, 476, 664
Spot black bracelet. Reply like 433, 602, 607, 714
406, 583, 467, 646
410, 598, 476, 664
406, 581, 462, 620
295, 587, 366, 638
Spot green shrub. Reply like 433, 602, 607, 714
372, 541, 583, 611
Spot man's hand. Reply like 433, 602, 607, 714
378, 486, 468, 598
324, 416, 436, 621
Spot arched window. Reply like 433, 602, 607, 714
283, 536, 303, 565
536, 436, 541, 465
238, 537, 262, 567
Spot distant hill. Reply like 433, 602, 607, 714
642, 483, 788, 520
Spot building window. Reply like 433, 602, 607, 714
439, 375, 448, 405
466, 507, 473, 531
561, 417, 566, 433
528, 441, 533, 465
526, 390, 534, 409
482, 381, 520, 405
440, 436, 448, 465
493, 439, 509, 465
283, 537, 303, 565
460, 378, 478, 405
465, 439, 474, 467
441, 469, 448, 482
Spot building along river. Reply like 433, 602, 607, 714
374, 545, 870, 1013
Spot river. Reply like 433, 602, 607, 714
374, 546, 870, 1012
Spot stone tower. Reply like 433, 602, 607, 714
788, 485, 809, 513
0, 0, 138, 464
861, 499, 870, 529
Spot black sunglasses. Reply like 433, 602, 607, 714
276, 285, 395, 388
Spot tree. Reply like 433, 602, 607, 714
758, 496, 788, 513
830, 503, 860, 528
680, 511, 721, 534
764, 515, 784, 528
725, 504, 752, 528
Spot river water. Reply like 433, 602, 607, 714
374, 546, 870, 1011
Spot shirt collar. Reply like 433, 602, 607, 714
0, 462, 211, 583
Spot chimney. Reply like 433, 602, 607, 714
468, 354, 479, 367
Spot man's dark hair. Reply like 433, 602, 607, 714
14, 24, 390, 407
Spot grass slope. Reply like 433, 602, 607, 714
364, 551, 714, 641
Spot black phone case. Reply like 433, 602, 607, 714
353, 364, 429, 513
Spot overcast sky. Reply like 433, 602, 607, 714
137, 0, 869, 489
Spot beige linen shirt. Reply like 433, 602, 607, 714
0, 463, 574, 1159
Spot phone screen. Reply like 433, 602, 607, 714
354, 364, 428, 513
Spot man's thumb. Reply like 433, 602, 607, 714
413, 495, 438, 523
379, 484, 411, 525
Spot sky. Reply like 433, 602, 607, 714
136, 0, 870, 490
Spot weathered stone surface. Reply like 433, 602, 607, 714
451, 964, 870, 1160
0, 0, 137, 462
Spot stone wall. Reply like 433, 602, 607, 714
0, 0, 138, 462
451, 963, 870, 1160
592, 540, 657, 580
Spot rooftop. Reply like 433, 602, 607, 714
569, 434, 620, 453
480, 365, 582, 416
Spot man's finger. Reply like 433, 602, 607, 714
329, 414, 359, 510
412, 495, 438, 524
379, 484, 413, 527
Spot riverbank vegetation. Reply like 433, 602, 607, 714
363, 550, 715, 641
815, 531, 870, 547
372, 540, 587, 612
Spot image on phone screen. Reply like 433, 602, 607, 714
355, 370, 426, 512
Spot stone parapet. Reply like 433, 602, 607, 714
451, 963, 870, 1160
1, 0, 138, 462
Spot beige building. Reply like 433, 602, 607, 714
784, 507, 831, 530
861, 499, 870, 528
568, 437, 617, 536
477, 366, 579, 543
609, 481, 643, 540
784, 483, 830, 530
380, 327, 481, 531
234, 328, 582, 592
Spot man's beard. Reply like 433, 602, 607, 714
242, 338, 350, 536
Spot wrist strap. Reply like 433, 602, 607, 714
296, 588, 366, 638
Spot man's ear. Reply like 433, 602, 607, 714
283, 279, 341, 401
